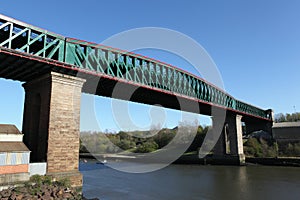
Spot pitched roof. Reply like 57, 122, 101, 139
0, 124, 22, 135
0, 142, 30, 152
273, 122, 300, 128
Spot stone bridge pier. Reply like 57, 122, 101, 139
212, 112, 245, 165
212, 110, 273, 165
22, 72, 85, 188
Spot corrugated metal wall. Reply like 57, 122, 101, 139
0, 153, 5, 166
21, 152, 30, 164
0, 152, 30, 166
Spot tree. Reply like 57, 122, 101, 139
153, 130, 175, 148
275, 113, 286, 122
117, 140, 136, 150
275, 112, 300, 122
135, 141, 159, 153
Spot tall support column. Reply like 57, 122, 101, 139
212, 116, 226, 156
212, 112, 245, 165
22, 72, 85, 187
231, 114, 245, 164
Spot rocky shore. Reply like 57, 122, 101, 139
0, 175, 99, 200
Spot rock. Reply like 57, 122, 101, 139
64, 187, 71, 193
58, 189, 64, 195
41, 190, 51, 199
0, 181, 99, 200
51, 191, 58, 199
62, 192, 73, 199
0, 189, 11, 197
15, 194, 23, 200
10, 192, 17, 200
43, 190, 51, 196
22, 193, 32, 200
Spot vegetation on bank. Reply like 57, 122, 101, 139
80, 124, 210, 154
243, 137, 300, 158
277, 141, 300, 157
244, 138, 278, 158
80, 123, 300, 158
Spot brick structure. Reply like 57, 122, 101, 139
22, 72, 85, 188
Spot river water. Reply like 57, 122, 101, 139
80, 160, 300, 200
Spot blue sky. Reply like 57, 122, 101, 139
0, 0, 300, 132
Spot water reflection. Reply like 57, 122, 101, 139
80, 161, 300, 200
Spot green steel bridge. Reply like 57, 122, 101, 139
0, 14, 272, 121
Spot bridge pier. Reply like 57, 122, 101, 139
213, 112, 245, 165
22, 72, 85, 188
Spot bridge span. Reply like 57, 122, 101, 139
0, 14, 273, 187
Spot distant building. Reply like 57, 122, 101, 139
272, 122, 300, 141
0, 124, 30, 185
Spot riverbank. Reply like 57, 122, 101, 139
80, 153, 300, 167
175, 154, 300, 166
246, 157, 300, 167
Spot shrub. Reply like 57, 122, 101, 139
278, 142, 300, 157
42, 175, 52, 185
244, 138, 277, 158
294, 143, 300, 156
56, 177, 71, 187
135, 141, 159, 153
117, 140, 136, 150
30, 174, 43, 186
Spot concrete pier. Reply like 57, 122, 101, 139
213, 112, 245, 165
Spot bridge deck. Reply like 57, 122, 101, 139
0, 14, 272, 121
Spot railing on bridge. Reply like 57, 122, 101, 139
0, 14, 271, 120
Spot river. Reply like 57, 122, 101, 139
80, 160, 300, 200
